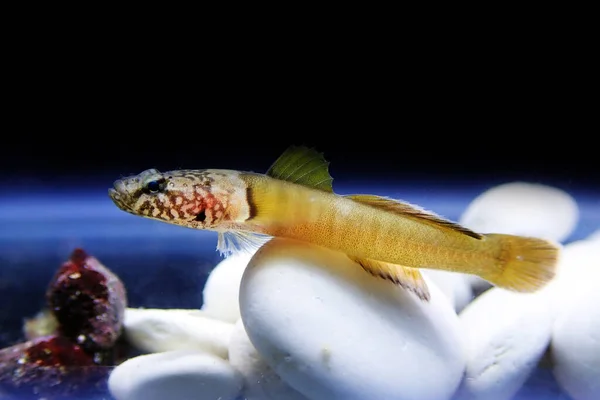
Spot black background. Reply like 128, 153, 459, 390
2, 35, 596, 192
5, 107, 596, 191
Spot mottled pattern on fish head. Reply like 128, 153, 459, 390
109, 168, 245, 229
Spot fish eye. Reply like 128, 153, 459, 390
144, 178, 166, 194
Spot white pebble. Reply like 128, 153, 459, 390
108, 350, 243, 400
229, 319, 308, 400
538, 236, 599, 315
551, 245, 600, 400
459, 182, 578, 243
202, 251, 255, 322
123, 308, 234, 359
456, 288, 554, 400
423, 270, 473, 312
239, 238, 465, 400
464, 274, 493, 296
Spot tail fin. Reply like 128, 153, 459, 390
480, 233, 560, 292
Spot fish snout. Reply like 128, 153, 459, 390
112, 179, 129, 195
109, 179, 135, 211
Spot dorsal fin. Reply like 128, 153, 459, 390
346, 194, 482, 239
266, 146, 333, 192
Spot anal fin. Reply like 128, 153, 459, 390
350, 256, 431, 301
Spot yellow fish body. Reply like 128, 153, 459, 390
109, 146, 559, 301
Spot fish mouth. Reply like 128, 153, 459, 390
108, 187, 120, 203
108, 181, 133, 212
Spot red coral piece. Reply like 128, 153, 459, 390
0, 248, 129, 398
46, 248, 127, 352
0, 335, 110, 398
24, 335, 92, 367
69, 248, 88, 268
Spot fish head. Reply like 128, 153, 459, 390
109, 168, 243, 229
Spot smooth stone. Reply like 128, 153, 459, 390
229, 319, 308, 400
108, 350, 243, 400
537, 236, 599, 315
464, 274, 493, 296
557, 236, 600, 283
423, 270, 473, 312
123, 308, 234, 359
459, 182, 578, 243
511, 367, 567, 400
202, 251, 256, 323
239, 238, 465, 400
456, 287, 554, 400
551, 245, 600, 400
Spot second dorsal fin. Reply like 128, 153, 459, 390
346, 194, 483, 239
266, 146, 333, 192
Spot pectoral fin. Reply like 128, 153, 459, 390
217, 230, 272, 256
350, 256, 431, 301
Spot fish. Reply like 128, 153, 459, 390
109, 146, 559, 301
